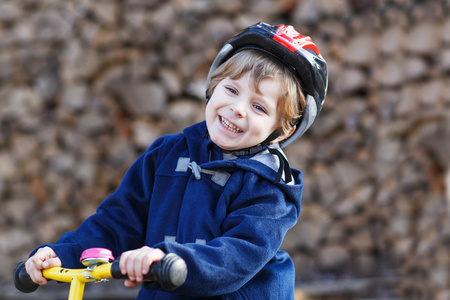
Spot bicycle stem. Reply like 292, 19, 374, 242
42, 264, 113, 300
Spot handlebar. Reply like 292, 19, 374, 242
14, 253, 187, 293
110, 253, 187, 290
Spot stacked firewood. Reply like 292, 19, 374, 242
0, 1, 449, 299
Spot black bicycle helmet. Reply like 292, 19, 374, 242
206, 22, 328, 148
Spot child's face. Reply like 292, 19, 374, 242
206, 72, 288, 151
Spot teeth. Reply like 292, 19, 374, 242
221, 117, 242, 133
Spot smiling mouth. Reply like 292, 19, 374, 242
220, 116, 243, 133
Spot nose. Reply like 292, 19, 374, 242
230, 101, 247, 117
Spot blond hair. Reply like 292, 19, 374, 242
206, 49, 305, 136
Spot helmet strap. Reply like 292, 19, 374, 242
229, 129, 280, 156
228, 129, 292, 183
262, 129, 281, 144
267, 147, 292, 184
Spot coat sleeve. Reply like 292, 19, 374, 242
30, 136, 170, 267
152, 171, 301, 297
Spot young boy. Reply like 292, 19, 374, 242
24, 22, 327, 299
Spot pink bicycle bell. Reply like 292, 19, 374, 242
80, 248, 115, 267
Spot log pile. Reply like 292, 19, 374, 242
0, 1, 449, 299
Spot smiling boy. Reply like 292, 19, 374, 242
24, 22, 327, 299
206, 50, 301, 152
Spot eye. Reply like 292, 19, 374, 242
225, 86, 238, 95
253, 104, 267, 114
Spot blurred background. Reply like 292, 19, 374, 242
0, 0, 449, 299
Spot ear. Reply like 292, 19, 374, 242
271, 126, 296, 144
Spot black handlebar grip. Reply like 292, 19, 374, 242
14, 261, 40, 293
111, 253, 187, 290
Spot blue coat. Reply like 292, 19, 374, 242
37, 121, 303, 299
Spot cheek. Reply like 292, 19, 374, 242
205, 102, 218, 128
205, 95, 226, 117
257, 117, 280, 136
205, 106, 212, 126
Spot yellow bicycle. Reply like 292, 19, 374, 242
13, 248, 187, 300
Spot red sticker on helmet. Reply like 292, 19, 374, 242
274, 25, 320, 55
